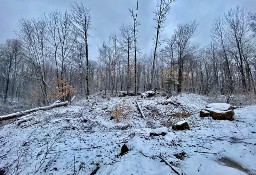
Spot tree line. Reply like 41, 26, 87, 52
0, 1, 256, 105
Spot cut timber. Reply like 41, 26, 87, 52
0, 101, 68, 121
141, 91, 156, 98
172, 121, 190, 130
118, 91, 128, 97
200, 103, 235, 120
136, 101, 145, 118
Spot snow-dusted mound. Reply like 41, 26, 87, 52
0, 94, 255, 175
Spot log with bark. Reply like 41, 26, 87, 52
0, 101, 69, 121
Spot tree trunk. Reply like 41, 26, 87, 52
134, 21, 137, 95
177, 53, 183, 93
127, 38, 130, 94
151, 21, 161, 90
85, 40, 89, 99
4, 57, 12, 103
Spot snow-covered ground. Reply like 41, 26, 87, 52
0, 94, 255, 175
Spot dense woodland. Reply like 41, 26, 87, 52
1, 0, 256, 105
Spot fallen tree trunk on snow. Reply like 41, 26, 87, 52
0, 101, 69, 121
136, 101, 145, 118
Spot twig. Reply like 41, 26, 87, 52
197, 164, 201, 172
194, 150, 217, 154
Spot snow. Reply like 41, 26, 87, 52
206, 103, 231, 111
176, 120, 188, 125
97, 153, 171, 175
0, 93, 256, 175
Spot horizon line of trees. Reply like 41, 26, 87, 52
0, 1, 256, 106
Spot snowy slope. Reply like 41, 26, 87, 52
0, 94, 255, 175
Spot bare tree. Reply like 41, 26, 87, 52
212, 19, 234, 94
129, 0, 139, 94
225, 7, 250, 92
47, 11, 61, 85
0, 39, 22, 103
120, 24, 132, 94
72, 2, 91, 99
174, 21, 197, 93
151, 0, 174, 89
19, 18, 49, 105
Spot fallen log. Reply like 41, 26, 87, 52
0, 101, 69, 121
141, 91, 156, 98
136, 101, 145, 118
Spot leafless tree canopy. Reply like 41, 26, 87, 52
1, 3, 256, 104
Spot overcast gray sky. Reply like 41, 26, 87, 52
0, 0, 255, 58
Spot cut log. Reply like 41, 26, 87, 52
200, 103, 235, 120
210, 110, 234, 120
141, 91, 156, 98
136, 101, 145, 118
118, 91, 128, 97
172, 121, 190, 130
0, 101, 69, 121
149, 127, 168, 136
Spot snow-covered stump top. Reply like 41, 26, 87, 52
200, 103, 234, 121
206, 103, 231, 112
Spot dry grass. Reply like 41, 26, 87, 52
111, 101, 132, 122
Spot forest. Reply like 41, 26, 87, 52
0, 0, 256, 106
1, 1, 256, 175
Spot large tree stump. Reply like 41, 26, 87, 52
200, 103, 234, 121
